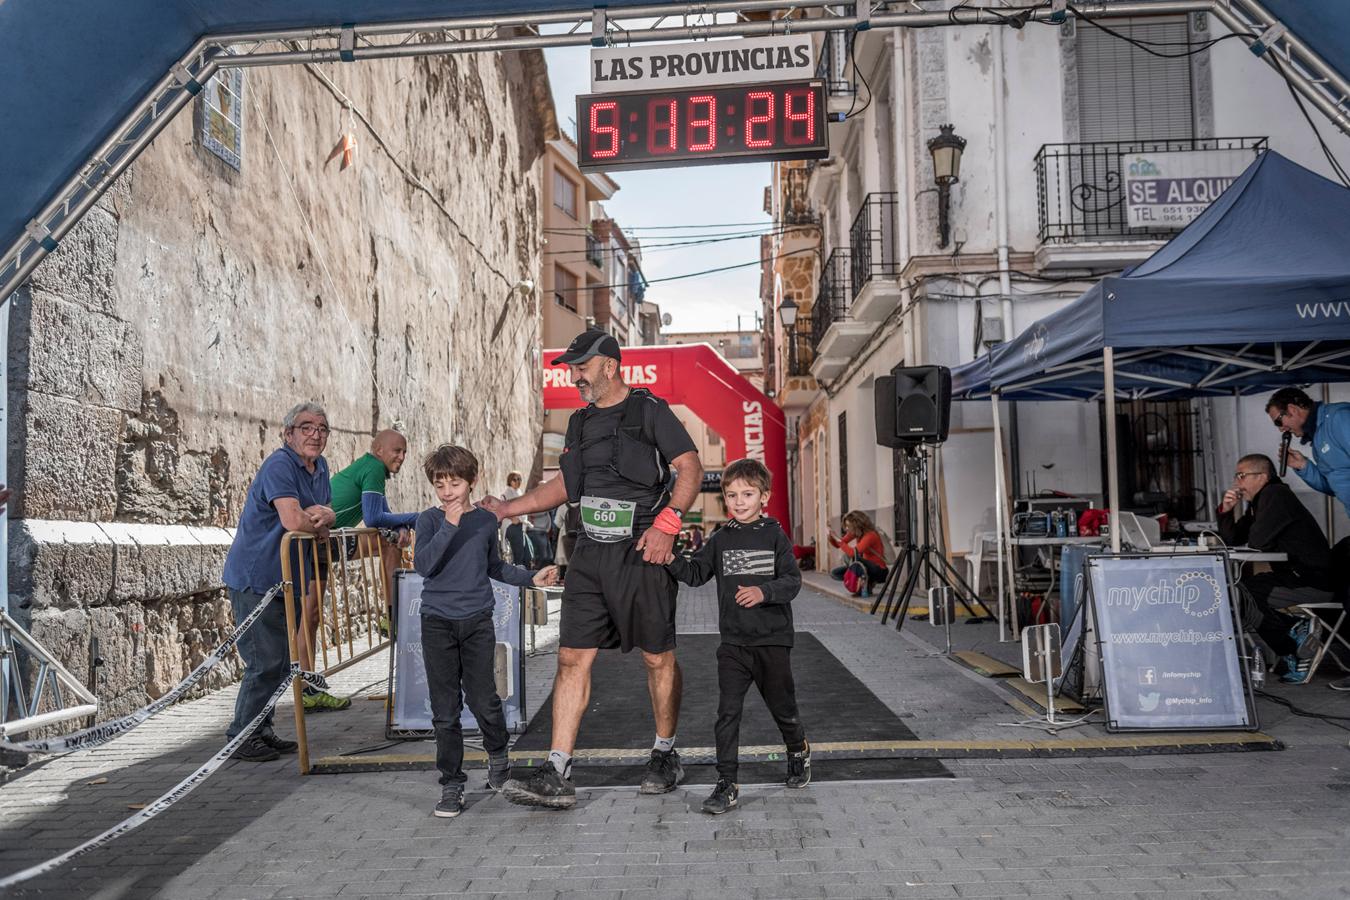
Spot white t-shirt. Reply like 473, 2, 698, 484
503, 486, 527, 525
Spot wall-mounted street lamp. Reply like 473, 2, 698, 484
927, 124, 967, 249
777, 294, 799, 329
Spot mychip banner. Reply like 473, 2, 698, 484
388, 572, 525, 736
1086, 553, 1253, 731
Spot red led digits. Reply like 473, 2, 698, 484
783, 87, 816, 145
687, 95, 717, 152
744, 90, 775, 149
647, 98, 678, 154
589, 101, 620, 159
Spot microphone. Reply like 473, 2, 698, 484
1279, 431, 1292, 477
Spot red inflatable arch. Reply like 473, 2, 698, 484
543, 343, 790, 526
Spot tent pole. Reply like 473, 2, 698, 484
1104, 347, 1121, 553
992, 394, 1007, 642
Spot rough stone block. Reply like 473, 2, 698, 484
24, 606, 94, 690
28, 205, 119, 315
10, 520, 115, 612
20, 289, 142, 411
13, 393, 121, 521
87, 604, 150, 717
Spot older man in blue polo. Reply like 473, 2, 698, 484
222, 402, 337, 762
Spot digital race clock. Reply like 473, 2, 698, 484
576, 80, 829, 172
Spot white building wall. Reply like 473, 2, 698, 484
788, 11, 1350, 565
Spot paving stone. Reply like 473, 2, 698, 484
4, 583, 1350, 899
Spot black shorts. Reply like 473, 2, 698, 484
560, 539, 678, 654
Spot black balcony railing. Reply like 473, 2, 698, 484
816, 31, 854, 97
811, 248, 852, 349
585, 233, 604, 268
786, 321, 815, 377
849, 192, 900, 301
1035, 137, 1267, 244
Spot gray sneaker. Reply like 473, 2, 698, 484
701, 779, 739, 815
1328, 675, 1350, 692
639, 749, 684, 795
502, 761, 576, 810
487, 753, 512, 791
434, 784, 464, 818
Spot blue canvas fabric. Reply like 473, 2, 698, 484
0, 0, 661, 276
969, 152, 1350, 400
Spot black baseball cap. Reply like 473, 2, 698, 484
551, 329, 622, 366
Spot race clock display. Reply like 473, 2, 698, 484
576, 80, 829, 171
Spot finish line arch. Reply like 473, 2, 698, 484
543, 343, 789, 527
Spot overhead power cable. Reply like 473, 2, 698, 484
553, 246, 816, 294
543, 230, 776, 257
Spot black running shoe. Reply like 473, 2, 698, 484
258, 731, 298, 754
230, 735, 280, 763
786, 743, 811, 788
701, 779, 739, 815
639, 748, 685, 795
486, 753, 512, 791
502, 761, 576, 810
434, 784, 464, 818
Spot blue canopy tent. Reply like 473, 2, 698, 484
950, 150, 1350, 634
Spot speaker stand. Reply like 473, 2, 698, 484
868, 447, 994, 633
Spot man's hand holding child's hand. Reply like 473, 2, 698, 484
532, 565, 560, 588
734, 585, 765, 608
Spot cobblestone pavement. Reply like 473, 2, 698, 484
3, 581, 1349, 899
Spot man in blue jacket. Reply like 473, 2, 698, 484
1270, 387, 1350, 690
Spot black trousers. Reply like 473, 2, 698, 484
715, 643, 807, 781
1242, 572, 1320, 657
421, 611, 509, 786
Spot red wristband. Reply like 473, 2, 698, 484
653, 508, 683, 536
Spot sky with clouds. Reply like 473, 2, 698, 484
542, 43, 772, 334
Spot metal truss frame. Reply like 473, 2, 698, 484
1, 609, 99, 739
1, 0, 1347, 305
965, 340, 1350, 402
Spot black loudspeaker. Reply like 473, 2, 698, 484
874, 365, 951, 448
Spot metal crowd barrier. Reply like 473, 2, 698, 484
280, 527, 398, 773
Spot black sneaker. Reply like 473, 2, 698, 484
786, 744, 811, 788
701, 779, 739, 815
502, 761, 576, 810
258, 731, 298, 755
486, 753, 512, 791
639, 748, 685, 795
434, 784, 464, 818
231, 735, 280, 763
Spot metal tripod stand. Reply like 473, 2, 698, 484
869, 445, 993, 632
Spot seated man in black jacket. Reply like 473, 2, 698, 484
1218, 453, 1329, 683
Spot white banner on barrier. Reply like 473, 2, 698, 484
389, 572, 525, 734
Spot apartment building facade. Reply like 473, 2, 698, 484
763, 10, 1350, 569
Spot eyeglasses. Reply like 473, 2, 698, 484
1234, 472, 1263, 480
292, 423, 330, 437
1273, 413, 1286, 427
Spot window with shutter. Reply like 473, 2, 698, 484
1071, 17, 1196, 237
1077, 18, 1194, 142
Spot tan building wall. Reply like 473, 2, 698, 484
8, 52, 553, 716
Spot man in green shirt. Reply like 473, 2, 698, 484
328, 430, 417, 646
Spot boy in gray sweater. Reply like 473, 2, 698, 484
414, 445, 557, 818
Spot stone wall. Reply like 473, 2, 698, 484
7, 50, 554, 718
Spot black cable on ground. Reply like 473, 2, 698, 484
1255, 689, 1350, 732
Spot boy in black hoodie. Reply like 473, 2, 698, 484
667, 458, 806, 814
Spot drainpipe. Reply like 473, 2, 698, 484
991, 24, 1020, 497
